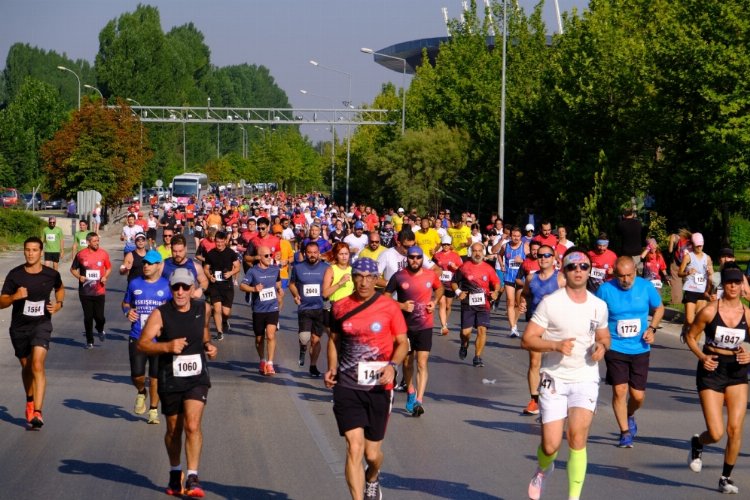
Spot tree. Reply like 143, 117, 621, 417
40, 98, 152, 203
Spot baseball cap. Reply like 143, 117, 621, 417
354, 221, 364, 230
441, 234, 452, 245
525, 224, 534, 231
351, 257, 378, 275
272, 224, 283, 234
406, 246, 424, 257
143, 249, 163, 264
135, 233, 147, 241
721, 266, 743, 284
719, 248, 735, 258
397, 207, 405, 213
169, 268, 194, 287
692, 232, 704, 246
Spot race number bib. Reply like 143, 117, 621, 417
469, 292, 486, 306
590, 267, 606, 281
79, 238, 88, 247
357, 361, 388, 386
651, 279, 663, 289
440, 270, 453, 282
539, 372, 556, 395
172, 354, 202, 377
303, 284, 320, 297
23, 300, 45, 317
45, 233, 56, 242
508, 260, 521, 270
694, 274, 706, 286
713, 325, 744, 350
259, 287, 277, 302
85, 269, 101, 281
214, 270, 224, 281
140, 314, 148, 329
616, 318, 641, 338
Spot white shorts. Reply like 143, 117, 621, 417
538, 373, 599, 424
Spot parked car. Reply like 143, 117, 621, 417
43, 198, 65, 210
1, 187, 19, 207
21, 192, 43, 210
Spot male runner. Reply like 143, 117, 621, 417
203, 230, 240, 341
162, 234, 209, 299
71, 232, 112, 348
42, 216, 64, 270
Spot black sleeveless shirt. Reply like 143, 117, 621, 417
704, 301, 750, 351
127, 250, 146, 282
157, 300, 210, 392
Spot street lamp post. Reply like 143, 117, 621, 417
497, 0, 508, 218
360, 48, 407, 135
300, 89, 336, 199
127, 98, 144, 202
170, 109, 187, 172
83, 84, 103, 101
310, 59, 352, 207
238, 125, 247, 159
56, 65, 80, 109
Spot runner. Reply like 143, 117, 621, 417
496, 226, 527, 338
72, 219, 90, 256
289, 241, 330, 377
685, 264, 749, 494
518, 244, 565, 416
679, 232, 712, 342
359, 232, 386, 262
203, 231, 240, 341
451, 242, 502, 367
156, 229, 175, 260
137, 268, 217, 498
240, 245, 283, 375
521, 248, 610, 500
324, 257, 408, 500
122, 249, 171, 424
376, 228, 416, 289
0, 236, 64, 429
343, 221, 368, 261
161, 235, 208, 299
120, 233, 148, 282
42, 216, 64, 270
447, 216, 472, 260
667, 228, 692, 305
385, 246, 443, 416
414, 216, 441, 260
121, 213, 144, 256
433, 234, 463, 336
595, 256, 664, 448
587, 233, 617, 291
70, 232, 112, 349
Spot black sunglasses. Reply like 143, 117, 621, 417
260, 253, 272, 257
407, 255, 423, 260
170, 283, 191, 291
564, 263, 591, 272
538, 252, 554, 259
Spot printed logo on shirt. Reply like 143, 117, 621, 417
157, 290, 164, 297
134, 290, 143, 295
371, 322, 382, 333
401, 282, 410, 290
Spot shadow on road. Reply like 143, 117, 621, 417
200, 481, 290, 499
63, 398, 141, 422
0, 405, 28, 429
380, 472, 499, 499
92, 372, 132, 386
58, 459, 159, 492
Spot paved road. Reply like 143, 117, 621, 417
0, 230, 748, 499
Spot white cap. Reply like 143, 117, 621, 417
525, 224, 534, 231
441, 234, 452, 245
398, 207, 405, 213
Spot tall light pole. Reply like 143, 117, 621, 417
238, 125, 247, 159
207, 96, 220, 158
57, 65, 80, 109
300, 89, 336, 199
310, 59, 352, 207
360, 48, 407, 135
497, 0, 508, 218
127, 98, 144, 201
169, 109, 187, 172
83, 84, 103, 101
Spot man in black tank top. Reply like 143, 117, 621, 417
120, 234, 148, 282
137, 268, 217, 497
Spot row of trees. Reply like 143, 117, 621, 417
0, 4, 325, 204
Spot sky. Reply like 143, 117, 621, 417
1, 0, 588, 142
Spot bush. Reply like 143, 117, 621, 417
0, 208, 46, 246
729, 215, 750, 251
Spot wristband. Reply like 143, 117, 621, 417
388, 361, 398, 369
454, 288, 463, 296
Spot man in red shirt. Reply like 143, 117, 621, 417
70, 233, 112, 349
588, 232, 618, 290
451, 242, 502, 367
325, 257, 408, 500
385, 246, 443, 417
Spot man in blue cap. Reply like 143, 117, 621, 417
344, 221, 368, 261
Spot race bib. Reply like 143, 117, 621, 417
616, 318, 641, 338
45, 233, 56, 242
694, 274, 706, 286
79, 238, 87, 247
651, 279, 663, 289
539, 372, 556, 395
303, 284, 320, 297
440, 270, 453, 281
140, 314, 148, 329
469, 292, 486, 306
260, 287, 277, 302
85, 269, 101, 281
357, 361, 388, 386
23, 300, 45, 317
214, 270, 224, 281
508, 260, 521, 270
713, 325, 744, 350
172, 353, 202, 377
591, 267, 606, 280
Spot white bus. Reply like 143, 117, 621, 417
170, 173, 209, 205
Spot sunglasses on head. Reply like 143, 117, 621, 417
170, 283, 191, 291
539, 252, 554, 259
564, 263, 591, 272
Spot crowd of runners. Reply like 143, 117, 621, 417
1, 190, 748, 499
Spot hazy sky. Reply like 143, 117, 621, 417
1, 0, 588, 141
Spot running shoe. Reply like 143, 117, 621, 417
472, 356, 484, 367
719, 476, 739, 494
459, 343, 468, 360
147, 408, 160, 425
25, 401, 34, 423
166, 470, 183, 496
523, 399, 540, 415
298, 346, 306, 367
259, 360, 267, 374
30, 410, 44, 429
441, 326, 449, 336
628, 415, 638, 438
406, 392, 416, 413
98, 330, 106, 342
85, 343, 94, 350
364, 478, 382, 500
618, 432, 634, 448
214, 332, 224, 341
394, 379, 407, 392
689, 434, 703, 472
134, 393, 147, 414
509, 327, 520, 338
184, 473, 205, 498
309, 365, 322, 378
265, 362, 276, 376
528, 463, 554, 500
412, 401, 424, 417
223, 319, 231, 333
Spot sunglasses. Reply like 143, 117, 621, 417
261, 253, 272, 257
407, 255, 423, 260
258, 227, 268, 231
538, 252, 554, 259
370, 240, 380, 244
564, 263, 591, 272
143, 261, 158, 265
170, 283, 191, 291
164, 234, 173, 238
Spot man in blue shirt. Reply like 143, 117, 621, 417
240, 245, 283, 376
122, 249, 172, 424
596, 256, 664, 448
